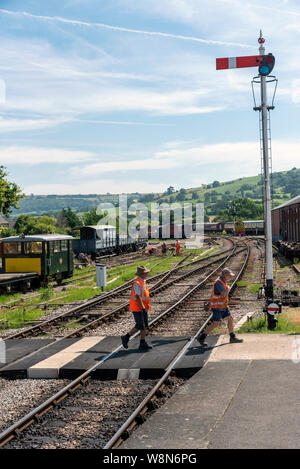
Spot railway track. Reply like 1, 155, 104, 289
8, 243, 239, 339
0, 240, 250, 449
105, 245, 250, 448
4, 242, 235, 340
0, 248, 163, 316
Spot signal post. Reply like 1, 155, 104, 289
216, 32, 276, 302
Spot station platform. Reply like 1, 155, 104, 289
122, 334, 300, 449
0, 335, 218, 380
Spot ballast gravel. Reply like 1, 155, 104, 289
0, 378, 69, 433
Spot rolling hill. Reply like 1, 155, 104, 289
10, 167, 300, 221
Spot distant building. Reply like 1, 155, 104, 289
0, 215, 9, 228
7, 219, 15, 229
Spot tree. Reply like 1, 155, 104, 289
14, 215, 37, 234
166, 186, 175, 195
216, 197, 263, 222
140, 193, 155, 203
0, 166, 24, 216
82, 208, 105, 226
212, 180, 220, 188
14, 214, 58, 235
192, 191, 198, 200
56, 209, 68, 228
176, 188, 187, 201
63, 208, 82, 228
0, 227, 16, 237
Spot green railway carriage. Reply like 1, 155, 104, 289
1, 234, 74, 287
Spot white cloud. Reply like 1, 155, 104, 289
2, 81, 224, 116
23, 179, 167, 195
0, 117, 72, 133
291, 79, 300, 103
77, 140, 300, 178
155, 140, 300, 174
75, 158, 180, 177
0, 146, 94, 164
21, 138, 299, 195
0, 35, 228, 118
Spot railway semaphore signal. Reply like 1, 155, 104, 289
216, 31, 277, 304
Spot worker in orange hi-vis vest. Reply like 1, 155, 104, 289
121, 266, 152, 352
176, 239, 181, 255
197, 268, 244, 346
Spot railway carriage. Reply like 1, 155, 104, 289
244, 220, 264, 235
204, 222, 224, 233
272, 195, 300, 243
73, 225, 147, 258
0, 234, 74, 290
271, 195, 300, 260
147, 221, 264, 238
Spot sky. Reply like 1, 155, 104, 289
0, 0, 299, 195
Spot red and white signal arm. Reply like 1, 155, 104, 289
267, 303, 280, 315
216, 55, 262, 70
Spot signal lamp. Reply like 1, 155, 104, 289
259, 54, 275, 76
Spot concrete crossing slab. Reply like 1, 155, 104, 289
0, 338, 80, 378
0, 335, 215, 380
0, 339, 55, 370
68, 336, 191, 380
28, 337, 104, 379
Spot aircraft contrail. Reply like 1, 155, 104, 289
0, 8, 253, 48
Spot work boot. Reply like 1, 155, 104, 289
229, 335, 244, 344
121, 334, 130, 349
197, 333, 208, 347
139, 341, 152, 351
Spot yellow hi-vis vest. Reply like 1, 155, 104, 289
129, 277, 151, 312
209, 277, 229, 310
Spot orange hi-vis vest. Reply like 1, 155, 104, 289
209, 276, 229, 310
129, 277, 151, 312
176, 240, 181, 247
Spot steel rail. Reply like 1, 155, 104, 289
0, 242, 242, 448
4, 244, 234, 339
4, 255, 189, 339
104, 245, 250, 448
0, 250, 237, 380
0, 247, 241, 385
61, 246, 243, 338
104, 316, 213, 449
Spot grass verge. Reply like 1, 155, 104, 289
238, 311, 300, 334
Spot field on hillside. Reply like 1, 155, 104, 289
10, 167, 300, 220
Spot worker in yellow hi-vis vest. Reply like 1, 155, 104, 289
121, 266, 152, 352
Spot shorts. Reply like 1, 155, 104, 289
132, 310, 149, 330
211, 308, 231, 322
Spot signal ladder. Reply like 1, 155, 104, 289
258, 109, 274, 210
